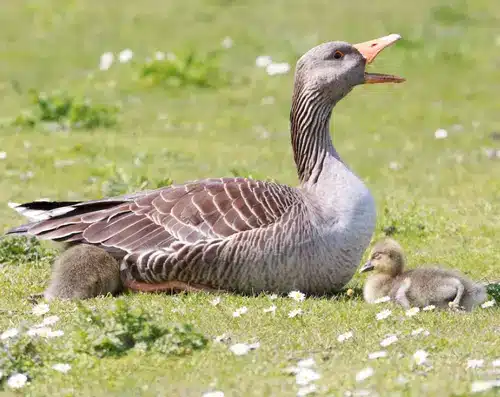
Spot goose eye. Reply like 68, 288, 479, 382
333, 50, 344, 60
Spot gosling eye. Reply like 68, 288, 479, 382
371, 253, 381, 260
333, 50, 344, 60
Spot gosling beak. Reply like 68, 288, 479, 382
359, 260, 375, 273
353, 33, 405, 84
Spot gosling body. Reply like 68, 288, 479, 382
44, 244, 122, 300
360, 238, 487, 311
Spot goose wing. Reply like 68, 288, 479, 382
6, 177, 300, 256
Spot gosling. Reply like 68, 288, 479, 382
359, 238, 487, 311
44, 244, 123, 301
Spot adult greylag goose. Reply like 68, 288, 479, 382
6, 34, 405, 297
360, 238, 488, 311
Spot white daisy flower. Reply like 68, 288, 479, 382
288, 309, 303, 318
368, 351, 388, 360
99, 52, 114, 71
288, 291, 305, 302
355, 367, 374, 382
263, 305, 277, 314
118, 49, 133, 63
48, 330, 64, 338
268, 293, 278, 300
232, 306, 248, 317
466, 359, 484, 369
405, 307, 420, 317
0, 328, 19, 340
221, 37, 233, 49
374, 296, 390, 304
492, 359, 500, 367
255, 55, 272, 68
434, 128, 448, 139
376, 309, 392, 320
413, 350, 428, 365
154, 51, 165, 60
266, 62, 291, 76
202, 392, 224, 397
422, 305, 435, 311
210, 297, 221, 306
481, 300, 495, 308
38, 315, 60, 327
7, 373, 28, 389
337, 331, 353, 343
297, 384, 317, 396
295, 368, 321, 385
388, 161, 400, 171
52, 363, 71, 373
27, 327, 52, 337
471, 380, 500, 393
32, 303, 50, 316
0, 151, 6, 160
229, 342, 259, 356
0, 370, 3, 379
380, 335, 398, 347
411, 328, 430, 337
297, 358, 315, 368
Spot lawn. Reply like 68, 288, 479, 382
0, 0, 499, 395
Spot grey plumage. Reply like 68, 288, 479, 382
5, 34, 404, 297
359, 238, 488, 311
44, 244, 122, 300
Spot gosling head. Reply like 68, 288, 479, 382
359, 238, 406, 277
295, 34, 405, 103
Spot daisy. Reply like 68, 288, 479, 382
411, 328, 430, 337
297, 358, 315, 368
266, 63, 291, 76
422, 305, 435, 311
380, 335, 398, 347
288, 309, 303, 318
0, 152, 6, 160
337, 331, 353, 343
355, 367, 374, 382
376, 309, 392, 320
202, 392, 224, 397
47, 330, 64, 338
471, 380, 500, 393
295, 368, 321, 385
297, 384, 317, 396
32, 303, 50, 316
232, 306, 248, 317
288, 291, 305, 302
38, 315, 60, 327
405, 307, 420, 317
374, 296, 390, 304
368, 351, 387, 360
52, 363, 71, 373
413, 350, 428, 365
118, 49, 133, 63
434, 128, 448, 139
210, 297, 221, 306
99, 52, 114, 71
492, 359, 500, 367
268, 293, 278, 300
263, 305, 277, 314
7, 373, 28, 389
466, 359, 484, 369
0, 328, 19, 340
481, 300, 495, 308
221, 37, 233, 49
229, 342, 259, 356
255, 55, 272, 68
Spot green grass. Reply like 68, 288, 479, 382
0, 0, 499, 395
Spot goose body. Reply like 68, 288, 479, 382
5, 34, 404, 296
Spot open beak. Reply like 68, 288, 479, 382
359, 260, 375, 273
353, 34, 405, 84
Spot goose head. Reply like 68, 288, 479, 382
359, 238, 406, 277
295, 34, 405, 103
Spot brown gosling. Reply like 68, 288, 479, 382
359, 238, 487, 311
44, 244, 123, 301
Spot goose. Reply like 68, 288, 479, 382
43, 244, 123, 300
359, 238, 488, 311
5, 34, 405, 297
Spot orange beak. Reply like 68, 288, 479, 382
353, 34, 405, 84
